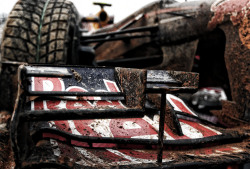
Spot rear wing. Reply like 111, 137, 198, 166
11, 65, 199, 166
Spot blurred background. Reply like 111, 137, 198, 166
0, 0, 189, 23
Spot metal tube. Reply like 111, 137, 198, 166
157, 92, 166, 164
81, 25, 158, 39
32, 127, 242, 146
27, 91, 124, 96
21, 108, 145, 121
81, 35, 152, 44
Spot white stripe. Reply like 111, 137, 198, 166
68, 120, 82, 135
180, 122, 203, 139
107, 149, 172, 164
132, 134, 158, 139
231, 147, 244, 153
106, 149, 141, 163
143, 115, 175, 140
89, 119, 114, 137
75, 147, 105, 166
31, 76, 35, 91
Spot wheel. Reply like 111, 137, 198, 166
1, 0, 79, 64
0, 0, 79, 112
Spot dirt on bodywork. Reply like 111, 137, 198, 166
208, 0, 250, 124
208, 0, 250, 49
0, 111, 15, 169
0, 0, 249, 168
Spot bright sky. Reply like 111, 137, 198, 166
0, 0, 188, 23
71, 0, 159, 22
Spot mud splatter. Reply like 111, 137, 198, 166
71, 69, 82, 83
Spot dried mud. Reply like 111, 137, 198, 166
239, 17, 250, 49
0, 111, 15, 169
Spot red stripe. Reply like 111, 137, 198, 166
170, 97, 194, 115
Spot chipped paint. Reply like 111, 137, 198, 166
209, 0, 249, 28
239, 15, 250, 49
209, 0, 250, 49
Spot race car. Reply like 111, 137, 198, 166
0, 0, 249, 168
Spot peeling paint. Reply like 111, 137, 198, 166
239, 15, 250, 49
209, 0, 250, 49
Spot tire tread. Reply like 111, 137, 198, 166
1, 0, 79, 64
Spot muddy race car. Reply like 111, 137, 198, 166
0, 0, 249, 168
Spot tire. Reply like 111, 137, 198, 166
0, 0, 79, 64
0, 0, 79, 112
